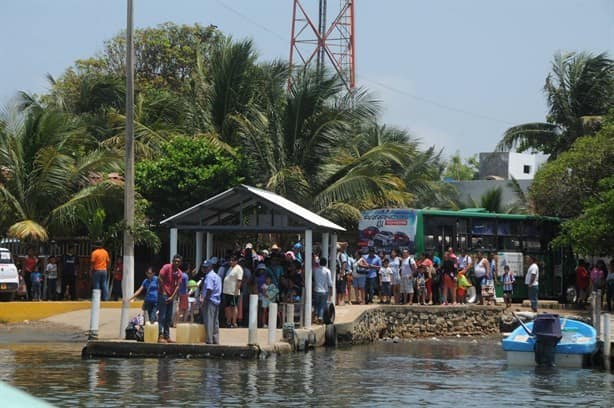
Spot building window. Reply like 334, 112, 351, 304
523, 165, 531, 174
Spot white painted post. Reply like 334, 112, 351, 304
268, 302, 278, 345
304, 229, 313, 329
89, 289, 101, 340
170, 228, 178, 262
195, 231, 203, 270
321, 232, 330, 266
206, 232, 213, 260
330, 233, 338, 302
286, 303, 295, 324
603, 314, 611, 358
248, 294, 258, 345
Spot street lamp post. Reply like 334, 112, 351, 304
119, 0, 135, 338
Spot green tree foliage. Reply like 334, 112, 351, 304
0, 98, 122, 240
529, 112, 614, 218
443, 152, 479, 180
497, 51, 614, 159
136, 135, 243, 222
554, 176, 614, 255
74, 22, 222, 91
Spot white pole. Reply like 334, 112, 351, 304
268, 302, 278, 345
248, 294, 258, 345
321, 232, 330, 266
195, 231, 203, 271
170, 228, 178, 262
206, 232, 213, 260
304, 229, 313, 329
330, 233, 337, 301
89, 289, 101, 340
286, 303, 295, 324
119, 0, 135, 340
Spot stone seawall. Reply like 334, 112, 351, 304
336, 306, 501, 345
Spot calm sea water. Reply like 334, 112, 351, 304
0, 339, 612, 407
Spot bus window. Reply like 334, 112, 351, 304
471, 236, 496, 251
500, 237, 522, 250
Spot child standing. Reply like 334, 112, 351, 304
129, 267, 158, 323
31, 267, 42, 301
501, 265, 515, 308
176, 271, 189, 323
260, 275, 279, 328
379, 259, 393, 304
45, 256, 58, 301
416, 265, 427, 305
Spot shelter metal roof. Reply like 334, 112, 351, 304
160, 184, 345, 233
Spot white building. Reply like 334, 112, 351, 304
479, 152, 549, 180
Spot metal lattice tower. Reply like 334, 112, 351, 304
289, 0, 355, 91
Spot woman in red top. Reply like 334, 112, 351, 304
22, 247, 38, 301
575, 260, 590, 305
111, 259, 123, 300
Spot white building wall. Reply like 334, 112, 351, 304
507, 152, 549, 180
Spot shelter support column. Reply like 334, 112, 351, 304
206, 232, 213, 260
195, 232, 203, 270
304, 229, 313, 329
321, 232, 330, 301
170, 228, 178, 262
330, 233, 338, 301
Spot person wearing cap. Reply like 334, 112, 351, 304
157, 254, 183, 343
357, 248, 382, 304
200, 259, 221, 343
90, 240, 111, 301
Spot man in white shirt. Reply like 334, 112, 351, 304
223, 256, 243, 328
313, 257, 333, 324
525, 255, 539, 312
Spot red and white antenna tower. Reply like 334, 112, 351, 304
289, 0, 355, 92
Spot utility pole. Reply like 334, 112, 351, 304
119, 0, 135, 338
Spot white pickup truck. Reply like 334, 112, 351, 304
0, 247, 19, 301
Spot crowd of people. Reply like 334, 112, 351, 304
336, 245, 510, 307
574, 258, 614, 311
12, 239, 614, 344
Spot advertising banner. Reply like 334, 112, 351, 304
497, 251, 524, 277
359, 209, 417, 253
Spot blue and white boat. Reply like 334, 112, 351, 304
502, 315, 597, 368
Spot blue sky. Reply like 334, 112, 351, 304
1, 0, 612, 158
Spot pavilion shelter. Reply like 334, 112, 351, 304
160, 184, 346, 328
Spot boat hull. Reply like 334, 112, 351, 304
506, 351, 586, 368
501, 317, 597, 367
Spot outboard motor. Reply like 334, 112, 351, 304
533, 314, 562, 366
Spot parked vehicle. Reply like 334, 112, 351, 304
0, 248, 19, 301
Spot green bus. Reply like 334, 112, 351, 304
359, 208, 574, 302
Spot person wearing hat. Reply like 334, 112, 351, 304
356, 247, 382, 304
90, 240, 110, 301
200, 259, 222, 343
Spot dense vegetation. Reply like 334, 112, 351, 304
0, 23, 611, 256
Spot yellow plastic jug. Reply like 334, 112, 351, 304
144, 322, 159, 343
176, 323, 191, 343
189, 323, 206, 343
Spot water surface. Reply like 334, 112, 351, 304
0, 339, 612, 407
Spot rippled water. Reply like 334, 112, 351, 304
0, 339, 612, 407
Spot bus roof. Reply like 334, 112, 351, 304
418, 208, 559, 222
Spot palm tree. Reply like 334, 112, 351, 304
497, 51, 614, 159
0, 98, 122, 240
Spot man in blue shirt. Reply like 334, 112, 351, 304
200, 259, 222, 344
357, 247, 382, 304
